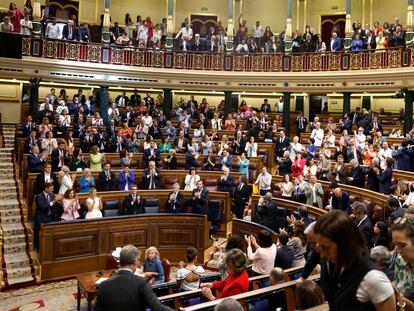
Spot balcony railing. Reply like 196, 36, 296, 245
20, 36, 413, 72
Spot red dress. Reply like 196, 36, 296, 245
9, 8, 24, 33
211, 270, 249, 298
291, 159, 306, 177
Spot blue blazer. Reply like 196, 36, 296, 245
378, 167, 393, 195
220, 155, 233, 169
330, 37, 342, 51
118, 171, 135, 190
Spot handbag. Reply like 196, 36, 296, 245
394, 285, 414, 311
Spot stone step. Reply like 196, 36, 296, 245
3, 242, 27, 253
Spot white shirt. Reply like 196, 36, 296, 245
256, 172, 272, 190
290, 142, 303, 161
39, 102, 53, 112
56, 105, 69, 115
20, 19, 32, 35
311, 128, 324, 147
175, 27, 193, 40
46, 23, 61, 39
59, 114, 71, 127
252, 25, 264, 38
378, 148, 392, 169
356, 132, 366, 149
356, 270, 394, 304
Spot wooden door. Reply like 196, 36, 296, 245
190, 14, 218, 37
321, 14, 346, 47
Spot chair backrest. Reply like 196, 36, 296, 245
161, 258, 171, 282
144, 206, 160, 213
143, 198, 160, 207
103, 200, 120, 217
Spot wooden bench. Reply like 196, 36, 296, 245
268, 175, 388, 220
39, 214, 209, 280
158, 265, 305, 310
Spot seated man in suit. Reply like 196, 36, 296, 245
185, 146, 200, 170
98, 162, 116, 192
34, 182, 63, 251
35, 162, 59, 195
203, 149, 216, 171
217, 167, 234, 194
274, 231, 295, 269
352, 201, 373, 248
220, 149, 232, 170
143, 141, 161, 168
95, 245, 174, 311
173, 130, 188, 153
166, 183, 185, 213
28, 145, 47, 173
233, 176, 251, 219
118, 165, 135, 191
191, 180, 209, 214
122, 184, 143, 215
142, 161, 162, 189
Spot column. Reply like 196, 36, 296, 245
32, 0, 41, 37
343, 92, 351, 115
101, 0, 111, 44
100, 85, 109, 125
163, 88, 173, 119
165, 0, 174, 51
226, 0, 234, 52
407, 0, 414, 46
282, 92, 291, 136
29, 77, 41, 120
404, 90, 414, 134
344, 0, 353, 51
284, 0, 293, 53
224, 91, 232, 118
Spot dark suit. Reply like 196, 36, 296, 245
35, 172, 58, 195
232, 137, 247, 155
143, 148, 161, 168
357, 216, 373, 248
203, 156, 216, 171
122, 194, 143, 215
366, 167, 380, 192
51, 148, 69, 173
34, 191, 60, 250
295, 117, 308, 137
98, 170, 116, 192
21, 122, 36, 137
274, 245, 295, 269
185, 152, 200, 170
275, 136, 290, 157
165, 155, 177, 169
350, 165, 365, 188
217, 174, 234, 194
255, 200, 279, 231
141, 168, 162, 189
166, 191, 185, 213
332, 192, 351, 214
62, 25, 79, 41
191, 187, 209, 214
95, 269, 173, 311
330, 37, 342, 51
233, 183, 251, 219
173, 137, 189, 153
28, 153, 46, 173
378, 167, 393, 194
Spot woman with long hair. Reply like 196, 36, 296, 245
373, 221, 391, 249
287, 220, 307, 266
315, 210, 395, 310
89, 145, 104, 172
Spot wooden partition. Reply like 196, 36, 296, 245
393, 169, 414, 182
39, 214, 209, 280
270, 175, 388, 220
27, 170, 239, 221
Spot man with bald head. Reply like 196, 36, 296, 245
217, 167, 234, 194
95, 245, 173, 311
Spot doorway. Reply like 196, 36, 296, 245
190, 14, 218, 37
309, 95, 328, 121
321, 14, 346, 48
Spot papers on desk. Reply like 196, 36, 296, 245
95, 277, 108, 285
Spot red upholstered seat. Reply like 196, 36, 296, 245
162, 258, 171, 282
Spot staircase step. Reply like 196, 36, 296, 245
1, 223, 25, 235
3, 242, 28, 253
3, 253, 30, 269
2, 234, 26, 245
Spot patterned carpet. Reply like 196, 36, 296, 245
0, 279, 88, 311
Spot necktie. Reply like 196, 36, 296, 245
106, 171, 110, 180
239, 184, 242, 191
59, 149, 64, 167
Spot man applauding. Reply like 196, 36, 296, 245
191, 180, 209, 214
142, 161, 162, 189
166, 183, 185, 213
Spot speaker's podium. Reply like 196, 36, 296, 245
0, 32, 22, 59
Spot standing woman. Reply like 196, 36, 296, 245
279, 174, 294, 200
201, 134, 213, 155
315, 210, 396, 311
184, 167, 200, 191
375, 157, 393, 195
71, 148, 86, 172
244, 136, 258, 157
61, 189, 81, 221
85, 187, 103, 219
23, 0, 32, 17
145, 17, 154, 47
246, 230, 277, 276
58, 166, 76, 195
176, 246, 205, 291
238, 153, 250, 180
124, 13, 133, 39
89, 145, 104, 172
8, 2, 24, 33
79, 168, 96, 193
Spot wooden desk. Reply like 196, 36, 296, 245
77, 270, 114, 311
